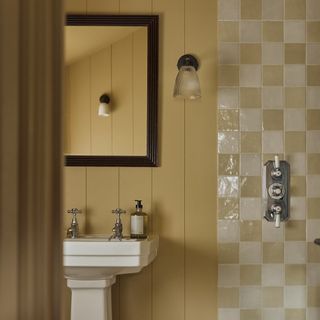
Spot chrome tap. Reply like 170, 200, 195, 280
67, 208, 81, 238
109, 208, 126, 241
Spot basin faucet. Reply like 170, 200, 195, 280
67, 208, 81, 238
109, 208, 126, 241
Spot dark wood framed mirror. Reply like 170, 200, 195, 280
64, 15, 158, 167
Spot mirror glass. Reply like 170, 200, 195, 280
64, 15, 158, 167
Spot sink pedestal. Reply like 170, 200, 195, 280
67, 277, 116, 320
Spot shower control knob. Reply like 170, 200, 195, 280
271, 204, 282, 214
268, 183, 285, 200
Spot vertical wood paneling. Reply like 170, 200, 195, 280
91, 48, 112, 154
69, 58, 91, 154
87, 0, 119, 13
112, 35, 134, 155
63, 167, 87, 235
151, 1, 186, 320
133, 28, 148, 155
65, 0, 86, 13
64, 69, 71, 153
184, 0, 217, 320
86, 167, 119, 233
119, 0, 152, 13
118, 167, 152, 320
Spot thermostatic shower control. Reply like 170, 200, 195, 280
263, 156, 290, 228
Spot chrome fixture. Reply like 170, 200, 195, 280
109, 208, 126, 241
98, 94, 111, 117
263, 155, 290, 228
67, 208, 81, 238
173, 54, 201, 100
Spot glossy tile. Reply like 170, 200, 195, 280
218, 132, 239, 153
219, 65, 240, 86
240, 155, 261, 177
307, 66, 320, 86
240, 265, 261, 286
285, 308, 306, 320
285, 87, 305, 108
240, 44, 261, 64
240, 88, 261, 108
240, 176, 262, 197
284, 21, 306, 43
219, 197, 240, 220
284, 65, 306, 87
218, 110, 240, 131
263, 87, 283, 109
218, 287, 239, 308
308, 154, 320, 174
219, 22, 240, 42
284, 286, 306, 308
307, 22, 320, 42
263, 287, 284, 308
240, 220, 262, 241
218, 176, 239, 197
240, 21, 262, 43
263, 110, 284, 131
285, 220, 306, 241
219, 44, 240, 65
285, 44, 306, 64
240, 65, 262, 87
240, 309, 261, 320
239, 242, 262, 264
285, 241, 306, 264
285, 264, 306, 285
263, 66, 283, 86
290, 197, 306, 220
285, 132, 306, 153
263, 131, 284, 153
307, 44, 320, 65
307, 0, 320, 20
307, 198, 320, 219
263, 22, 284, 42
307, 131, 320, 153
263, 242, 284, 263
241, 132, 262, 153
218, 243, 239, 264
219, 264, 240, 286
241, 0, 262, 19
262, 0, 284, 20
240, 109, 262, 131
263, 43, 283, 65
218, 0, 240, 20
285, 109, 305, 131
262, 264, 284, 286
218, 87, 239, 109
239, 287, 262, 308
285, 0, 306, 19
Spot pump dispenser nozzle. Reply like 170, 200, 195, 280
135, 200, 143, 209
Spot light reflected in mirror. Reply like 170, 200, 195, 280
64, 26, 148, 156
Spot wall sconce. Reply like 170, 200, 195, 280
98, 94, 111, 117
173, 54, 201, 100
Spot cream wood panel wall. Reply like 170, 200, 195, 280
65, 30, 147, 156
64, 2, 217, 320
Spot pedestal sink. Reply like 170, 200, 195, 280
63, 235, 159, 320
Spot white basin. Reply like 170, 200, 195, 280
63, 235, 158, 320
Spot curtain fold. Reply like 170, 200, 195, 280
0, 0, 64, 319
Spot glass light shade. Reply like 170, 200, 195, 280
98, 102, 111, 117
173, 65, 201, 100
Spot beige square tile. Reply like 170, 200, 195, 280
307, 220, 320, 242
307, 66, 320, 86
240, 109, 262, 131
285, 286, 306, 308
307, 87, 320, 109
286, 154, 306, 175
241, 0, 262, 19
219, 154, 240, 176
240, 44, 261, 64
240, 309, 261, 320
218, 220, 240, 243
285, 110, 305, 131
263, 110, 283, 130
218, 176, 239, 197
285, 65, 306, 87
307, 131, 320, 153
240, 197, 262, 219
218, 197, 239, 220
240, 287, 261, 308
308, 287, 320, 307
263, 22, 284, 42
262, 219, 285, 242
241, 132, 262, 153
240, 242, 262, 264
263, 43, 283, 65
291, 176, 306, 197
307, 110, 320, 130
219, 88, 239, 109
285, 87, 305, 108
285, 308, 306, 320
219, 22, 239, 42
262, 264, 284, 286
218, 110, 239, 131
218, 132, 239, 154
285, 264, 306, 285
263, 287, 284, 308
285, 21, 306, 43
307, 22, 320, 42
308, 242, 320, 262
240, 265, 261, 285
240, 220, 262, 241
285, 132, 306, 153
263, 131, 284, 153
240, 21, 261, 43
263, 242, 284, 263
308, 198, 320, 219
307, 0, 320, 20
240, 88, 261, 108
219, 65, 239, 86
285, 44, 306, 64
307, 175, 320, 197
308, 154, 320, 175
219, 44, 240, 64
285, 0, 306, 19
219, 265, 240, 286
285, 242, 306, 264
263, 87, 283, 109
290, 197, 306, 220
218, 0, 240, 20
218, 243, 239, 264
263, 66, 283, 86
218, 287, 239, 307
240, 176, 262, 197
285, 220, 306, 241
240, 65, 262, 87
307, 44, 320, 65
263, 0, 284, 20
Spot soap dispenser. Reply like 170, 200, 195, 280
130, 200, 148, 239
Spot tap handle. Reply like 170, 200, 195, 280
274, 155, 280, 169
67, 208, 82, 215
112, 208, 126, 217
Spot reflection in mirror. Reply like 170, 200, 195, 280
64, 15, 158, 167
64, 26, 147, 156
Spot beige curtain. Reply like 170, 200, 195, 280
0, 0, 64, 319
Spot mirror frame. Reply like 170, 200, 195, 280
65, 14, 158, 167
